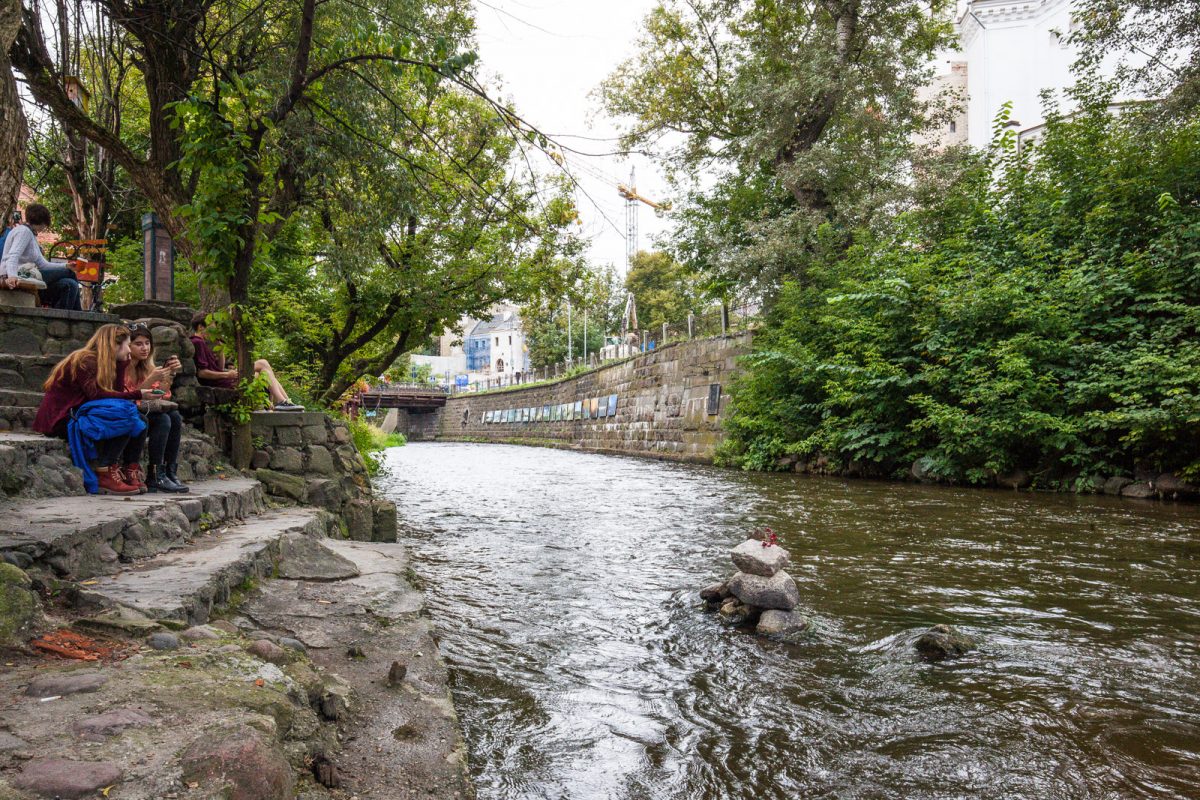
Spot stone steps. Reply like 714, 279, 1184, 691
0, 352, 57, 391
79, 507, 325, 624
0, 430, 229, 500
0, 476, 265, 579
0, 387, 43, 408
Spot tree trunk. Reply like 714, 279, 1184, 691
0, 0, 27, 218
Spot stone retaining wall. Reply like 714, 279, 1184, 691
245, 411, 397, 542
427, 333, 752, 463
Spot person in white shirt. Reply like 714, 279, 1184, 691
1, 204, 80, 310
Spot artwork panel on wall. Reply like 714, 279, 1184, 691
607, 394, 618, 416
589, 397, 599, 417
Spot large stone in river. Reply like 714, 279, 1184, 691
727, 570, 800, 611
913, 624, 975, 661
729, 539, 790, 577
756, 609, 811, 641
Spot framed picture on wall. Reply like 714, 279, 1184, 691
607, 394, 618, 416
589, 397, 600, 417
573, 401, 583, 420
543, 405, 551, 420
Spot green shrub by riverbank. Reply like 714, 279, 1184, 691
721, 88, 1200, 488
348, 419, 406, 475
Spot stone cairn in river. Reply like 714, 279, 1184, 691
700, 528, 811, 642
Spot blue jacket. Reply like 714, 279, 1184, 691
67, 399, 146, 494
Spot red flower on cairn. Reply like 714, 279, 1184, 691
758, 526, 778, 548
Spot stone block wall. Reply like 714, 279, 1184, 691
431, 333, 752, 463
245, 411, 397, 542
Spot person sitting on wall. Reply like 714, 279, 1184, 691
0, 203, 82, 311
189, 312, 304, 412
33, 323, 158, 495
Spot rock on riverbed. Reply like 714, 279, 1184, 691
701, 536, 809, 640
914, 624, 976, 661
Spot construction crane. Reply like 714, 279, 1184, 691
616, 167, 671, 273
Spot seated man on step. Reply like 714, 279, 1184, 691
189, 312, 303, 412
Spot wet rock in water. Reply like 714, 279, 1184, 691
247, 639, 289, 665
730, 539, 790, 577
147, 631, 180, 650
699, 581, 728, 602
1101, 476, 1133, 496
12, 757, 122, 798
756, 609, 811, 641
718, 599, 759, 626
914, 624, 975, 661
181, 726, 295, 800
72, 708, 154, 740
25, 671, 107, 697
1120, 482, 1155, 499
728, 570, 801, 611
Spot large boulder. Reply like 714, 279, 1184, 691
730, 539, 790, 577
276, 534, 359, 581
727, 570, 800, 611
0, 562, 40, 646
914, 624, 975, 661
11, 758, 122, 798
181, 726, 295, 800
756, 609, 811, 641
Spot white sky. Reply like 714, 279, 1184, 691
471, 0, 672, 277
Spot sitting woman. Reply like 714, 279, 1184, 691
125, 323, 190, 493
33, 324, 157, 495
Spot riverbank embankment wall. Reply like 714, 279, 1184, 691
409, 333, 751, 463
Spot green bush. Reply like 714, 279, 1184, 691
722, 84, 1200, 486
347, 418, 406, 475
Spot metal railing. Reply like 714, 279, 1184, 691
447, 302, 759, 395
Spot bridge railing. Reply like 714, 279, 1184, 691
362, 382, 449, 395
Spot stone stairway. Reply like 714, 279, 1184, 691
0, 305, 468, 799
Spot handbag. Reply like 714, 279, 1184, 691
16, 263, 46, 289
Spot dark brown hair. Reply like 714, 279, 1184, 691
24, 204, 50, 226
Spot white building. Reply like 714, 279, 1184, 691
925, 0, 1147, 151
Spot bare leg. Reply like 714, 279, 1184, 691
253, 359, 291, 405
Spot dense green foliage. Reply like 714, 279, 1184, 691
720, 88, 1200, 485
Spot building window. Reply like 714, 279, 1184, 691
949, 121, 956, 133
495, 337, 499, 346
508, 335, 512, 345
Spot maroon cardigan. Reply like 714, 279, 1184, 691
33, 358, 141, 438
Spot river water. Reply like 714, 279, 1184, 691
377, 442, 1200, 800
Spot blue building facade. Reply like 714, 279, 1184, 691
466, 333, 491, 371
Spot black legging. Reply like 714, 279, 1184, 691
94, 428, 148, 467
144, 409, 183, 466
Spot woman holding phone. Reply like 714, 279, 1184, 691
125, 323, 190, 493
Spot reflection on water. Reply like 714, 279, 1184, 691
378, 442, 1200, 800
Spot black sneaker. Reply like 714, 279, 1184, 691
273, 402, 304, 412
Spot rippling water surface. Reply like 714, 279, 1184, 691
377, 442, 1200, 800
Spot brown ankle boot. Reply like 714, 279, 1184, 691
123, 463, 148, 494
97, 464, 140, 496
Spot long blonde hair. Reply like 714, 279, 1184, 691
44, 323, 130, 393
127, 328, 157, 387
